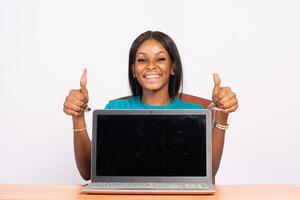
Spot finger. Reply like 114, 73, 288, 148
64, 101, 84, 112
63, 107, 81, 116
224, 104, 238, 113
68, 95, 88, 110
69, 90, 85, 101
222, 99, 238, 110
80, 68, 88, 94
219, 92, 236, 105
217, 87, 232, 100
66, 95, 84, 107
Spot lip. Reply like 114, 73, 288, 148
143, 73, 162, 77
142, 73, 162, 82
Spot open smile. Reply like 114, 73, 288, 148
143, 74, 162, 82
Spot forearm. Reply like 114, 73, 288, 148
73, 115, 91, 180
212, 111, 228, 182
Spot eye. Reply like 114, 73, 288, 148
157, 57, 166, 62
137, 58, 147, 63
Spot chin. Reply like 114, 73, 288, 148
141, 82, 169, 93
143, 85, 163, 92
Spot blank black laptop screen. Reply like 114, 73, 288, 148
96, 115, 207, 176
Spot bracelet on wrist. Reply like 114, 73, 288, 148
73, 127, 87, 133
213, 122, 229, 131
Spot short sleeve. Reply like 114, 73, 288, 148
104, 102, 111, 109
176, 98, 205, 109
104, 99, 129, 109
104, 101, 119, 109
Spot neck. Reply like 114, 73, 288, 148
141, 88, 172, 106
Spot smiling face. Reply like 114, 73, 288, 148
132, 39, 175, 94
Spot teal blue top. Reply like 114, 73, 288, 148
104, 96, 204, 109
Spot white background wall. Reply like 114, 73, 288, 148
0, 0, 299, 186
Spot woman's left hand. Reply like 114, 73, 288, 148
212, 73, 238, 114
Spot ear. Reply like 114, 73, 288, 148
170, 64, 175, 75
131, 64, 136, 78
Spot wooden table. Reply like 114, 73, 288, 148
0, 184, 299, 200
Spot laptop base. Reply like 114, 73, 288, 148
81, 183, 216, 194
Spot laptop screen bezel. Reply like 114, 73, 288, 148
91, 109, 212, 183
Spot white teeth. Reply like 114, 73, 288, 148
145, 75, 161, 79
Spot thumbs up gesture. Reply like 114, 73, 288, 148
212, 73, 238, 113
63, 69, 89, 117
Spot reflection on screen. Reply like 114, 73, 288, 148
96, 115, 206, 176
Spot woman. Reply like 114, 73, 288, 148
63, 31, 238, 182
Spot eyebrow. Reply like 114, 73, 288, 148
137, 51, 166, 55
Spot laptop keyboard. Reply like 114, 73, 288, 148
91, 182, 211, 190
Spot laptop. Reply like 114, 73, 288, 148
81, 109, 216, 194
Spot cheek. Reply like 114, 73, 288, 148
160, 65, 172, 75
134, 66, 144, 75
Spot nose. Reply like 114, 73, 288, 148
145, 58, 159, 70
146, 65, 157, 70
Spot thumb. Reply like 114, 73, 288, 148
212, 73, 221, 102
213, 73, 221, 88
80, 68, 88, 94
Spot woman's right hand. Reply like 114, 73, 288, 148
63, 69, 89, 117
